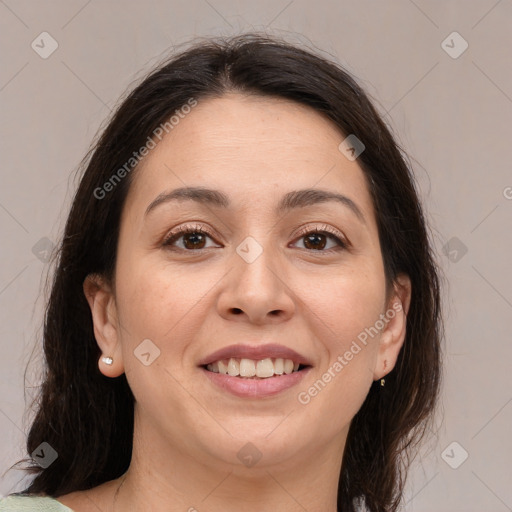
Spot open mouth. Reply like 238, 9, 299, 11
202, 357, 311, 379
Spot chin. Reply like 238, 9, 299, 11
198, 420, 311, 467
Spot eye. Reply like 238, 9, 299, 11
162, 223, 349, 252
291, 224, 348, 252
162, 224, 219, 251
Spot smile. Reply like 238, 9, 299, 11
205, 357, 306, 378
198, 343, 313, 397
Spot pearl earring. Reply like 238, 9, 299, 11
101, 356, 113, 365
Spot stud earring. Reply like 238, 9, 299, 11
101, 356, 113, 365
380, 360, 387, 386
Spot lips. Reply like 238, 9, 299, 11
198, 344, 313, 397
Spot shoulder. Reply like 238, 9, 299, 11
0, 495, 75, 511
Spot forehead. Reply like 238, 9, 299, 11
125, 93, 375, 220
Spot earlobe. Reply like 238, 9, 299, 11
373, 274, 412, 381
83, 274, 124, 377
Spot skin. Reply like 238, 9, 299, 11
57, 93, 411, 512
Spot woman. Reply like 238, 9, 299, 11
1, 33, 442, 511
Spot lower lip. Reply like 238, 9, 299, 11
200, 367, 311, 398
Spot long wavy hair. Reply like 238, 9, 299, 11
10, 33, 442, 511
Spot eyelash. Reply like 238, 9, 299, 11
162, 223, 349, 253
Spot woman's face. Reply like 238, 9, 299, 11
86, 93, 410, 472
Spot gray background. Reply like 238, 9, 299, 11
1, 1, 511, 510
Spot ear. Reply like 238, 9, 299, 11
83, 273, 125, 377
373, 273, 412, 381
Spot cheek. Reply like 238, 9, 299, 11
113, 257, 205, 415
115, 254, 205, 337
295, 266, 384, 409
113, 255, 220, 393
302, 263, 386, 346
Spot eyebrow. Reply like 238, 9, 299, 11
144, 186, 366, 224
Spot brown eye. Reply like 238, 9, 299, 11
163, 225, 219, 251
293, 225, 348, 252
162, 223, 348, 253
179, 232, 208, 250
303, 232, 329, 250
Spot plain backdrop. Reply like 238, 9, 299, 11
1, 1, 511, 510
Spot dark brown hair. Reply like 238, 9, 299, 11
10, 33, 442, 511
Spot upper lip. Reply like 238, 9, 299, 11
198, 343, 313, 367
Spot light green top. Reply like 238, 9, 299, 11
0, 495, 74, 511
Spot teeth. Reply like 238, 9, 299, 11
227, 358, 239, 376
256, 358, 274, 378
206, 358, 302, 378
218, 360, 228, 374
283, 359, 294, 374
240, 358, 256, 377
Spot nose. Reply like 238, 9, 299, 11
216, 237, 295, 325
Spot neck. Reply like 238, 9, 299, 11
109, 409, 345, 512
